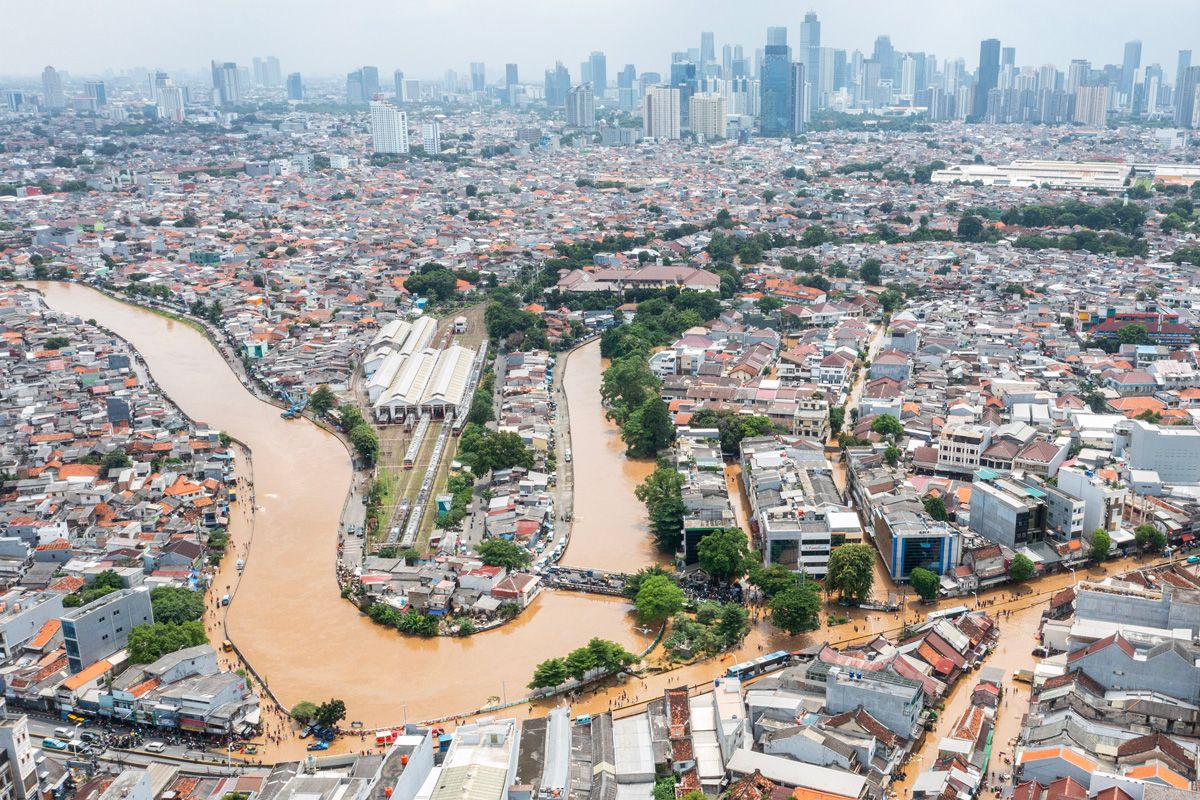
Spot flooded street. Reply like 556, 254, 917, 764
560, 340, 664, 572
33, 283, 653, 740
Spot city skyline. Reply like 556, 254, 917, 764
3, 0, 1198, 80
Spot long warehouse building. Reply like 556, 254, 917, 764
365, 316, 438, 401
372, 343, 478, 421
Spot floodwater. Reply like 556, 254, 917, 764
33, 283, 653, 746
559, 340, 664, 572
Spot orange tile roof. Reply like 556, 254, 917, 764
62, 658, 113, 691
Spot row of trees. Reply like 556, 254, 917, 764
457, 423, 534, 474
528, 638, 639, 690
601, 355, 674, 457
338, 406, 379, 465
290, 698, 347, 727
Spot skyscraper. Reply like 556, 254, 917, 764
394, 70, 406, 101
1001, 47, 1016, 69
1073, 84, 1111, 128
210, 61, 241, 107
566, 84, 596, 128
469, 62, 486, 92
643, 85, 681, 140
369, 101, 409, 154
346, 70, 366, 105
361, 66, 380, 99
689, 92, 726, 139
767, 27, 787, 48
84, 80, 107, 107
505, 63, 518, 89
670, 61, 697, 128
873, 36, 895, 81
1176, 51, 1193, 105
700, 32, 715, 69
1176, 66, 1200, 129
41, 66, 64, 109
790, 62, 807, 132
589, 52, 607, 93
1121, 40, 1143, 99
760, 40, 792, 137
287, 72, 303, 102
799, 11, 820, 114
973, 39, 1001, 120
618, 64, 636, 90
544, 62, 571, 107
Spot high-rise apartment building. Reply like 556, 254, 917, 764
790, 63, 807, 131
505, 63, 519, 101
566, 83, 595, 128
286, 72, 303, 101
799, 11, 820, 115
688, 92, 726, 139
670, 61, 697, 129
1073, 84, 1111, 128
156, 86, 186, 122
1177, 51, 1194, 105
369, 101, 410, 154
973, 39, 1001, 120
41, 66, 64, 110
700, 32, 715, 70
643, 85, 681, 140
210, 61, 241, 107
422, 120, 441, 154
393, 70, 406, 101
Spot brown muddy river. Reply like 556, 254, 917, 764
560, 341, 664, 572
34, 283, 654, 738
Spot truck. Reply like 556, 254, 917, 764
1012, 669, 1035, 684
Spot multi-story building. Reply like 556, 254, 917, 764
688, 92, 726, 139
968, 470, 1047, 550
1072, 84, 1110, 127
60, 588, 153, 674
869, 491, 962, 582
741, 436, 861, 578
824, 665, 923, 738
1056, 465, 1127, 535
0, 592, 63, 662
210, 61, 241, 107
565, 83, 595, 128
936, 422, 992, 475
1115, 419, 1200, 484
286, 72, 303, 101
41, 66, 64, 109
643, 86, 681, 140
421, 120, 441, 155
0, 701, 40, 800
759, 43, 792, 136
370, 102, 410, 155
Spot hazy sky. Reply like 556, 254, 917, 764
4, 0, 1198, 81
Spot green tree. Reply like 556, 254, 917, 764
748, 563, 800, 598
349, 425, 379, 464
653, 777, 677, 800
829, 405, 845, 435
475, 538, 532, 570
697, 528, 752, 582
563, 647, 596, 681
769, 581, 821, 634
1090, 528, 1112, 562
149, 587, 205, 624
528, 657, 569, 689
127, 621, 208, 664
309, 385, 336, 414
100, 449, 132, 472
44, 336, 70, 350
624, 566, 675, 599
825, 543, 875, 602
459, 428, 534, 473
956, 215, 985, 242
636, 465, 685, 552
1008, 553, 1036, 582
635, 574, 685, 624
1133, 523, 1167, 553
1117, 323, 1149, 346
884, 443, 901, 466
922, 494, 949, 521
859, 258, 882, 285
290, 701, 319, 721
621, 395, 674, 457
871, 415, 903, 438
714, 603, 750, 646
909, 567, 940, 601
601, 355, 660, 424
314, 699, 347, 727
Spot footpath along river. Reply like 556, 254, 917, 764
33, 283, 654, 738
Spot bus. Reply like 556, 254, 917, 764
925, 605, 969, 624
725, 650, 792, 680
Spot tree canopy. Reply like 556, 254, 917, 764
696, 528, 752, 583
149, 586, 205, 625
475, 538, 532, 570
634, 574, 685, 624
1008, 553, 1036, 582
635, 464, 685, 552
768, 580, 822, 634
909, 567, 940, 601
825, 543, 875, 603
1090, 528, 1112, 562
128, 621, 208, 664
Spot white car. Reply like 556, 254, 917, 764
144, 741, 166, 753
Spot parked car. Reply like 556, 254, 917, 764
307, 741, 330, 751
41, 739, 68, 751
